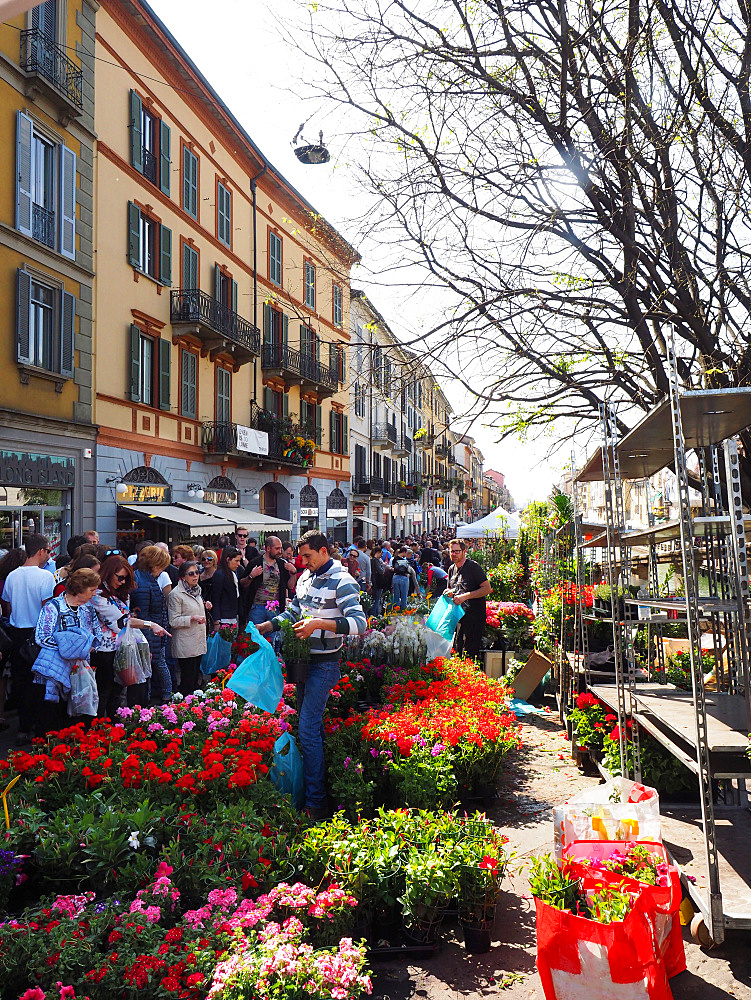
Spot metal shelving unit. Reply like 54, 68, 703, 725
575, 368, 751, 945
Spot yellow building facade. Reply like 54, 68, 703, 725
0, 0, 98, 554
93, 0, 358, 546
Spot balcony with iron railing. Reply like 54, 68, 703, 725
20, 28, 83, 114
261, 344, 338, 397
414, 430, 435, 449
352, 476, 384, 496
372, 423, 397, 451
171, 289, 259, 365
435, 440, 451, 459
393, 431, 412, 457
32, 204, 55, 249
202, 402, 317, 469
142, 147, 158, 185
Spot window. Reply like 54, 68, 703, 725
128, 202, 171, 285
269, 230, 282, 286
129, 91, 170, 195
300, 323, 317, 359
264, 386, 286, 419
216, 366, 231, 423
128, 326, 171, 409
329, 410, 348, 455
262, 303, 287, 360
355, 443, 367, 481
304, 261, 316, 309
182, 145, 198, 218
217, 181, 232, 247
33, 0, 56, 40
301, 399, 321, 443
16, 269, 75, 378
333, 283, 342, 327
354, 382, 366, 419
16, 111, 76, 259
181, 349, 197, 418
182, 242, 198, 290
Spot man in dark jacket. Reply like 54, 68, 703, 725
240, 536, 296, 647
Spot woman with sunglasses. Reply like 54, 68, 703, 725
167, 561, 208, 695
90, 554, 168, 716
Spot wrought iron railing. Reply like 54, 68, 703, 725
372, 423, 397, 445
20, 28, 83, 108
32, 203, 55, 248
435, 441, 451, 458
414, 431, 435, 448
261, 344, 338, 391
171, 289, 260, 355
352, 476, 384, 495
202, 403, 316, 467
142, 147, 158, 184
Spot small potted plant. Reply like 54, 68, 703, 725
280, 618, 311, 683
457, 832, 508, 953
400, 847, 458, 944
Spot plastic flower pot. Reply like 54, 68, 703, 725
403, 898, 450, 944
286, 658, 308, 684
461, 920, 493, 953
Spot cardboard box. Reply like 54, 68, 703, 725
512, 650, 554, 701
484, 650, 506, 678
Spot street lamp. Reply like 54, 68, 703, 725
187, 483, 205, 500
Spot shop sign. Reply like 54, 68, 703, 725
0, 451, 75, 488
236, 425, 269, 455
353, 504, 365, 515
300, 507, 319, 517
436, 495, 445, 506
203, 489, 239, 506
327, 508, 347, 518
121, 483, 172, 503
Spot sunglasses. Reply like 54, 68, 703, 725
106, 549, 121, 557
185, 570, 199, 577
236, 534, 248, 539
202, 557, 214, 562
113, 572, 128, 581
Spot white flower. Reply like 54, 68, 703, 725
172, 692, 184, 703
127, 831, 140, 849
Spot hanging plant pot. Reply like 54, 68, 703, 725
461, 920, 493, 953
285, 659, 308, 684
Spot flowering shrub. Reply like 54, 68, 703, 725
486, 601, 535, 647
569, 692, 613, 755
486, 560, 526, 601
665, 649, 714, 690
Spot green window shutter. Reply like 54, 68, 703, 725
263, 303, 272, 347
182, 243, 198, 290
183, 146, 198, 217
127, 202, 141, 268
59, 290, 75, 378
158, 338, 171, 411
282, 393, 289, 419
217, 182, 231, 246
159, 120, 171, 196
263, 386, 274, 413
282, 312, 289, 348
217, 368, 231, 423
231, 279, 238, 314
16, 269, 32, 365
329, 410, 336, 453
340, 345, 347, 384
159, 225, 172, 286
214, 264, 222, 301
181, 350, 196, 418
315, 404, 322, 437
130, 90, 143, 172
342, 415, 348, 456
16, 111, 34, 238
59, 145, 76, 260
129, 324, 141, 401
329, 342, 337, 372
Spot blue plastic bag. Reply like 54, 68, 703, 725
425, 593, 465, 640
268, 731, 304, 808
201, 631, 233, 676
227, 621, 284, 713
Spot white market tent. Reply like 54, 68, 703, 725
456, 506, 520, 539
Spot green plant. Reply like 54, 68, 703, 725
280, 618, 311, 662
400, 846, 458, 919
527, 854, 583, 913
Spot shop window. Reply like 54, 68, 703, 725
269, 230, 282, 285
182, 145, 198, 218
129, 90, 170, 195
304, 260, 316, 309
128, 202, 171, 285
16, 111, 76, 259
181, 349, 197, 418
129, 326, 170, 410
16, 269, 74, 378
217, 180, 232, 247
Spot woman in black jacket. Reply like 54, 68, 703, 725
131, 545, 172, 704
210, 546, 243, 626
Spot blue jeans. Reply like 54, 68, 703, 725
371, 587, 383, 616
248, 604, 281, 653
392, 574, 409, 610
296, 657, 341, 809
149, 642, 172, 703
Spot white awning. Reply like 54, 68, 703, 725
118, 504, 233, 532
352, 514, 384, 529
177, 502, 292, 532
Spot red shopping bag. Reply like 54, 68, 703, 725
535, 891, 673, 1000
563, 841, 685, 978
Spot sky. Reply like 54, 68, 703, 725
145, 0, 574, 506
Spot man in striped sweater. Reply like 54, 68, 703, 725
258, 530, 366, 819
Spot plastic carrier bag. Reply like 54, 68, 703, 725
227, 621, 284, 713
268, 732, 304, 808
553, 778, 661, 861
68, 661, 99, 716
535, 887, 672, 1000
201, 630, 233, 676
425, 628, 453, 661
113, 626, 150, 686
562, 840, 685, 978
425, 594, 465, 641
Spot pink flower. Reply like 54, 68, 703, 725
19, 990, 45, 1000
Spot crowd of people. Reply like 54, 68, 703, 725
0, 524, 488, 816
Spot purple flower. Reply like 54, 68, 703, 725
431, 743, 445, 756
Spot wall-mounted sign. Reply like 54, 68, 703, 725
436, 495, 445, 506
121, 484, 172, 503
0, 451, 75, 488
353, 504, 365, 515
236, 425, 269, 455
327, 508, 347, 519
203, 489, 239, 506
300, 507, 319, 517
